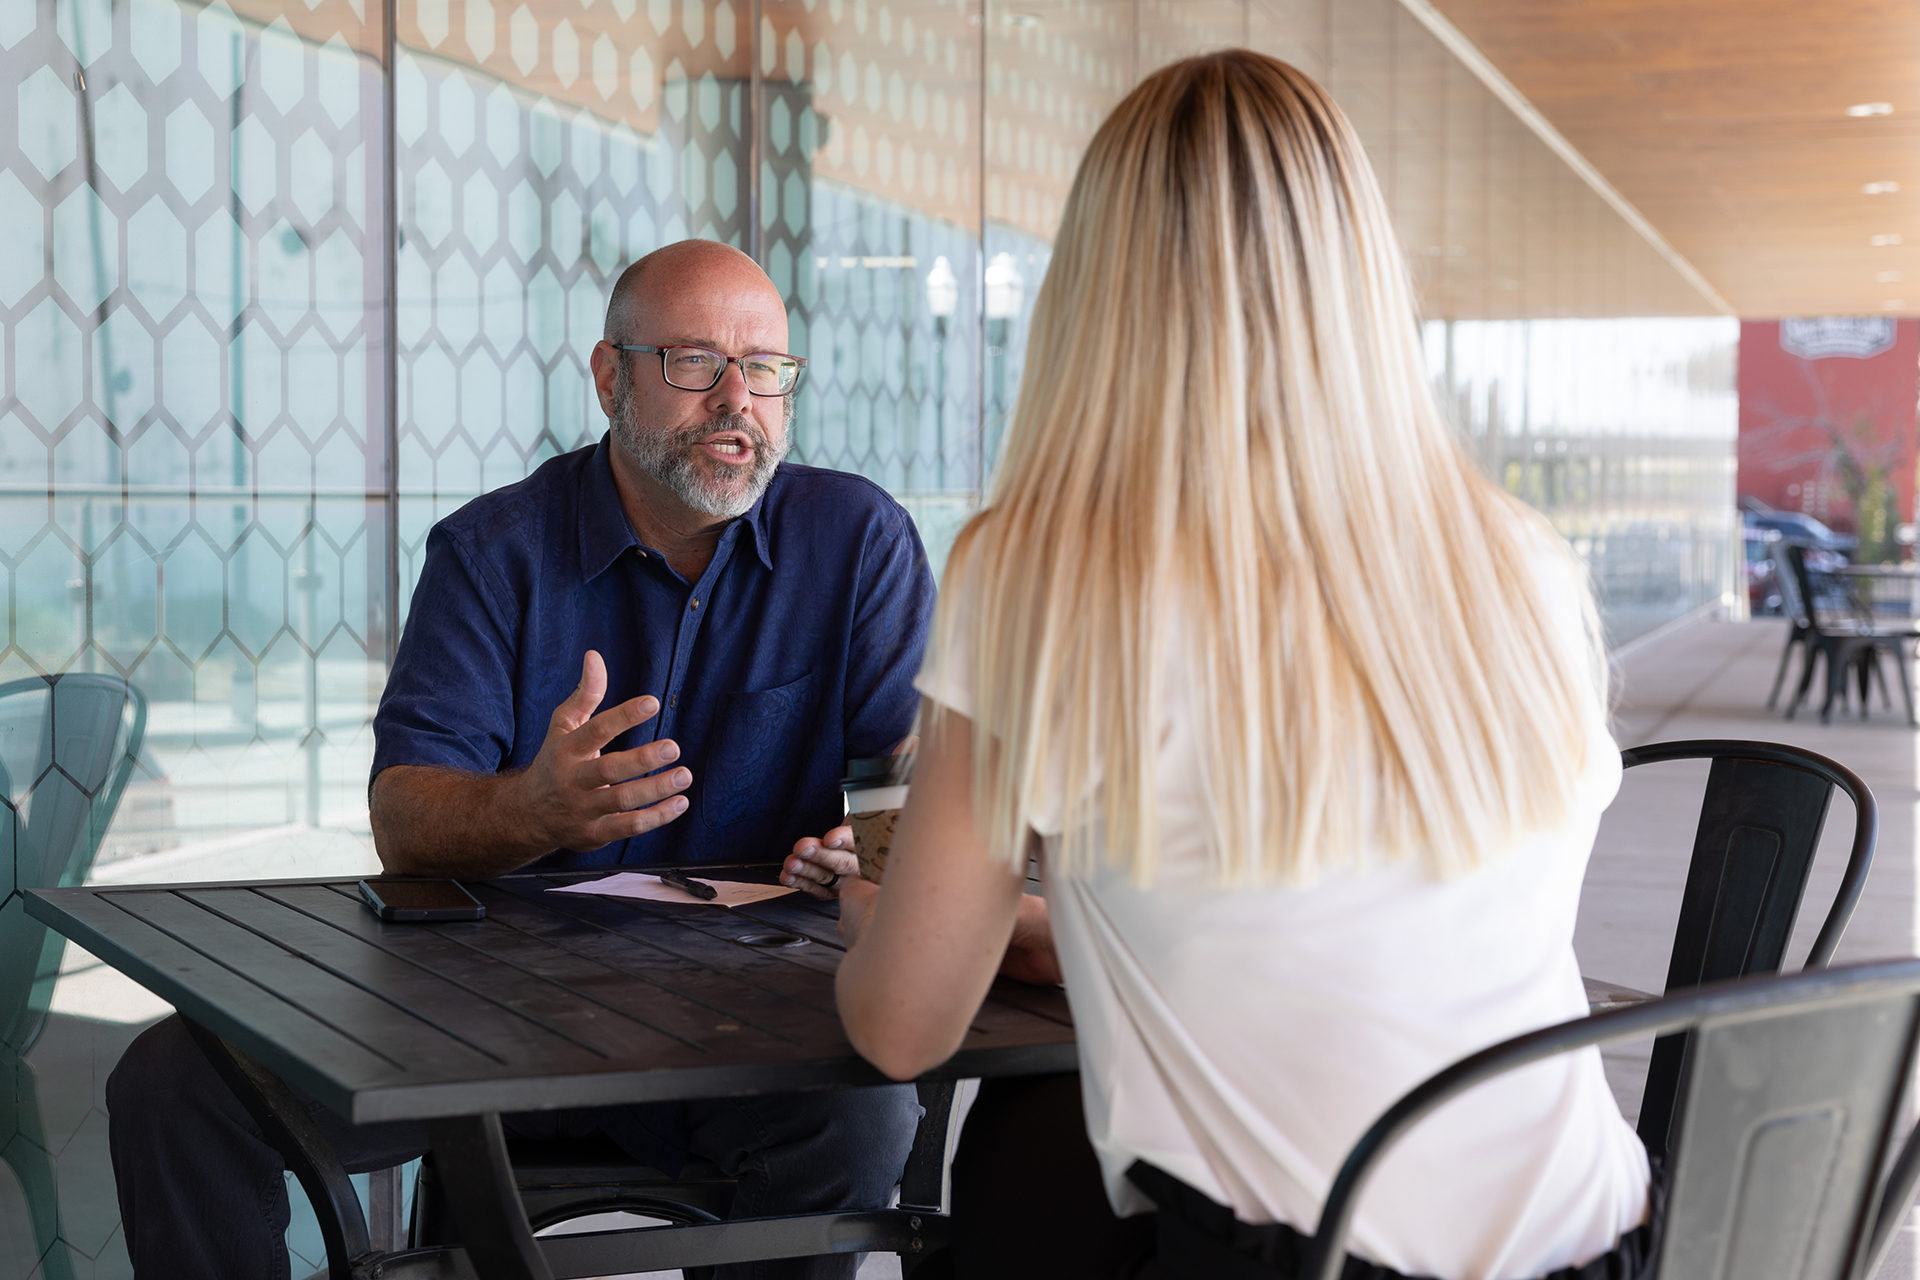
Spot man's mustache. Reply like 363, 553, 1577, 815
674, 413, 772, 452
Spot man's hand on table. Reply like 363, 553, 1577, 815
785, 827, 860, 900
836, 880, 1061, 987
782, 733, 918, 900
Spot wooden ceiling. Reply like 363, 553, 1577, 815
1428, 0, 1920, 318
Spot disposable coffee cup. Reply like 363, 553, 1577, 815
841, 754, 914, 884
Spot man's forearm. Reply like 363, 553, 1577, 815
370, 765, 553, 877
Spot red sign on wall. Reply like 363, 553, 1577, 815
1738, 318, 1920, 560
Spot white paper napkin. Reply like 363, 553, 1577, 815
547, 872, 799, 908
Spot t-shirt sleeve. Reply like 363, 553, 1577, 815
370, 525, 520, 783
842, 509, 939, 758
912, 549, 978, 719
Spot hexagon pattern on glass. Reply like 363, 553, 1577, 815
0, 0, 387, 917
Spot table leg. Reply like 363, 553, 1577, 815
178, 1018, 374, 1280
899, 1080, 956, 1212
426, 1114, 555, 1280
369, 1164, 407, 1252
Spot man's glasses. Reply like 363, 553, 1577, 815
612, 344, 806, 397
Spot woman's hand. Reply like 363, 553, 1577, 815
836, 876, 882, 946
998, 893, 1062, 986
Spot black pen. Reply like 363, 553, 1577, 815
659, 868, 718, 901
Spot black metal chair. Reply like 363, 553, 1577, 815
1772, 543, 1916, 723
1618, 740, 1876, 1161
0, 674, 147, 1280
1764, 542, 1817, 711
1299, 957, 1920, 1280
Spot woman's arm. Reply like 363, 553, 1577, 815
835, 703, 1035, 1080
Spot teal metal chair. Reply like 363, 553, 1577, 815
0, 674, 147, 1280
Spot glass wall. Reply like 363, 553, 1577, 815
0, 0, 1737, 882
1, 0, 390, 886
0, 0, 1735, 1271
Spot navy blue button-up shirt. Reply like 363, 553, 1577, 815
371, 435, 936, 868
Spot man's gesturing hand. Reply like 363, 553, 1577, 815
512, 651, 692, 852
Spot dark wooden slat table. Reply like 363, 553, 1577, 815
27, 868, 1078, 1280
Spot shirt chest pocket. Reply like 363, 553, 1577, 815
700, 671, 818, 829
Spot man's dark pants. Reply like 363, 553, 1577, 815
106, 1014, 921, 1280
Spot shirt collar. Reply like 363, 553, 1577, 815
578, 434, 778, 581
741, 472, 776, 570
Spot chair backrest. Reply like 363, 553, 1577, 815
1778, 543, 1867, 632
1620, 739, 1875, 1159
1773, 541, 1817, 627
0, 674, 147, 1052
1300, 959, 1920, 1280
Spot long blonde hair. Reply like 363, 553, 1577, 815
934, 51, 1607, 885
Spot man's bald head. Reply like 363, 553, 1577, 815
594, 239, 793, 523
604, 239, 783, 343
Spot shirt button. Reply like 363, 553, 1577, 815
690, 599, 701, 610
669, 694, 677, 708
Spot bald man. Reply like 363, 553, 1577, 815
106, 241, 932, 1280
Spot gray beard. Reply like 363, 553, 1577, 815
611, 366, 790, 518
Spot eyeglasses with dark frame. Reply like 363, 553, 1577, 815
612, 344, 807, 397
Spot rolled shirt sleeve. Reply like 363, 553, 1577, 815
371, 526, 522, 784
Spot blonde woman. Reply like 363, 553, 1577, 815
829, 49, 1652, 1280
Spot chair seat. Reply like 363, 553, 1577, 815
1821, 619, 1920, 640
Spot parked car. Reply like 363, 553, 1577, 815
1743, 508, 1858, 554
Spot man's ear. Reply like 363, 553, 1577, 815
589, 340, 620, 418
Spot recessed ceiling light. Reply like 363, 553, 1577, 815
1870, 233, 1904, 246
1879, 271, 1905, 283
1864, 181, 1902, 194
1883, 300, 1907, 310
1003, 12, 1043, 26
1848, 102, 1895, 117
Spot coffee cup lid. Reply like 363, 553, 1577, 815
842, 753, 914, 789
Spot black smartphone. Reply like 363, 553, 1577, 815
357, 878, 486, 922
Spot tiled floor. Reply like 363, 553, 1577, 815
7, 613, 1918, 1277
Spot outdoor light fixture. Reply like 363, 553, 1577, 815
984, 253, 1025, 321
925, 256, 959, 489
1864, 182, 1901, 194
1847, 102, 1894, 117
924, 256, 959, 321
983, 253, 1026, 474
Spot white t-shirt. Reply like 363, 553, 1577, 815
913, 565, 1650, 1280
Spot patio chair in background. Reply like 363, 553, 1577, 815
1296, 958, 1920, 1280
1764, 542, 1816, 710
0, 674, 148, 1280
1618, 740, 1875, 1162
1772, 543, 1916, 724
